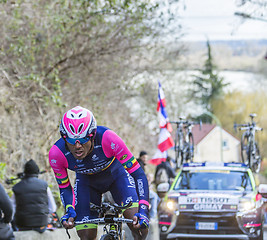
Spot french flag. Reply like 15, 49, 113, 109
158, 128, 174, 152
149, 81, 174, 165
149, 149, 167, 166
157, 81, 172, 132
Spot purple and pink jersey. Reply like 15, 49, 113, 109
49, 126, 149, 224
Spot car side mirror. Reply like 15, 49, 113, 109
258, 184, 267, 199
157, 182, 170, 198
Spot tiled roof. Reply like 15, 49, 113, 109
192, 123, 216, 145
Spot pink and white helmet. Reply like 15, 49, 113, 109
59, 106, 97, 140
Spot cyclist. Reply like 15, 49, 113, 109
49, 106, 149, 240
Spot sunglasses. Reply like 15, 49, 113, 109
65, 136, 91, 145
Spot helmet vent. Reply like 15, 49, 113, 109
79, 113, 82, 118
69, 124, 75, 134
78, 123, 84, 134
71, 114, 74, 118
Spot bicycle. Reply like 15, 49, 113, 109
68, 201, 133, 240
170, 117, 201, 170
234, 113, 263, 173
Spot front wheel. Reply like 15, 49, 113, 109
174, 135, 183, 170
186, 133, 194, 163
176, 149, 183, 170
241, 133, 250, 166
252, 142, 261, 173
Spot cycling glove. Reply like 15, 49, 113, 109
60, 205, 77, 225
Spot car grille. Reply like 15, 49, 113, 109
174, 211, 243, 235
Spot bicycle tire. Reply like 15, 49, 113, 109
175, 134, 183, 169
174, 135, 179, 169
252, 142, 261, 173
248, 143, 253, 170
176, 150, 183, 169
241, 132, 250, 165
100, 234, 113, 240
187, 133, 194, 162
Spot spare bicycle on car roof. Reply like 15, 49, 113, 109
234, 113, 263, 173
170, 117, 202, 170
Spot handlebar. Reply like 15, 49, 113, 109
234, 123, 263, 133
170, 120, 187, 125
170, 120, 202, 130
75, 217, 133, 225
234, 113, 263, 133
75, 201, 133, 225
239, 126, 263, 131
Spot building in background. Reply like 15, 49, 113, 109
192, 124, 240, 163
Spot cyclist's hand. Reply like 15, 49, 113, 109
133, 213, 149, 229
60, 205, 76, 229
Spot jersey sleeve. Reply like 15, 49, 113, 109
49, 144, 75, 209
102, 130, 150, 214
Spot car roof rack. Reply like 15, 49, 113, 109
182, 162, 248, 168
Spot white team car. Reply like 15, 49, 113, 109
158, 162, 267, 240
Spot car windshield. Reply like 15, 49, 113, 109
174, 170, 253, 191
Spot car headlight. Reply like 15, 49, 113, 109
166, 200, 176, 211
239, 200, 256, 211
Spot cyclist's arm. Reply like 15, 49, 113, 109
102, 130, 150, 211
49, 145, 75, 209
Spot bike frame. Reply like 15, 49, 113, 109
242, 125, 256, 151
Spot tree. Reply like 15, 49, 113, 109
234, 0, 267, 60
189, 40, 229, 122
235, 0, 267, 23
0, 0, 184, 186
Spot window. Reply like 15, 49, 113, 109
223, 139, 229, 150
174, 170, 252, 191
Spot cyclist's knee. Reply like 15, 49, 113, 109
123, 206, 138, 219
77, 228, 97, 240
